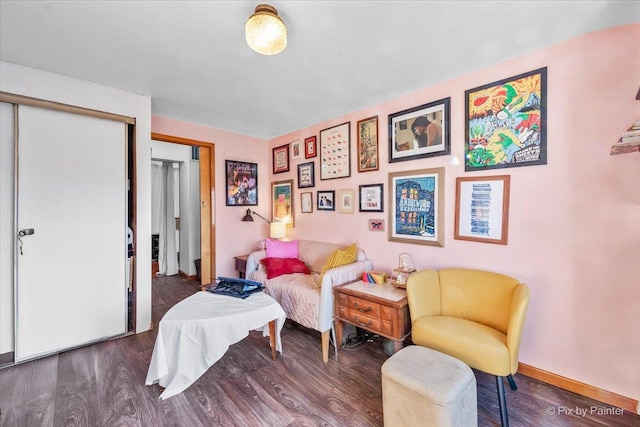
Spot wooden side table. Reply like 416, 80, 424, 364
334, 280, 411, 354
234, 255, 249, 278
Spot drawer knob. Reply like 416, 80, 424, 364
353, 302, 372, 313
354, 315, 373, 327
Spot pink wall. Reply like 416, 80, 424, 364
152, 24, 640, 402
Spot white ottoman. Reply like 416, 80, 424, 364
381, 345, 477, 427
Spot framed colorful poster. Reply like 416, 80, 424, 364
304, 135, 317, 159
337, 189, 355, 214
297, 162, 315, 188
455, 175, 510, 245
300, 192, 313, 213
317, 190, 335, 211
291, 139, 302, 160
357, 116, 379, 172
320, 122, 350, 180
359, 183, 383, 212
225, 160, 258, 206
388, 98, 450, 163
388, 168, 444, 247
272, 144, 289, 174
465, 67, 547, 171
271, 179, 294, 226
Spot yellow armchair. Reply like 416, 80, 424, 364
407, 268, 530, 427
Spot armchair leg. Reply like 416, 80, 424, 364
321, 330, 329, 363
496, 376, 509, 427
507, 374, 517, 391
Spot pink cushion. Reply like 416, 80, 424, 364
261, 257, 310, 279
266, 238, 299, 258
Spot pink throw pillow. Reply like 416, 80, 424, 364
266, 238, 298, 259
261, 257, 310, 279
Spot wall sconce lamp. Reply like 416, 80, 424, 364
242, 209, 287, 240
242, 208, 270, 223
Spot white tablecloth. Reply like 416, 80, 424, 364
145, 291, 286, 399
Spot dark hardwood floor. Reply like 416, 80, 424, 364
1, 275, 637, 426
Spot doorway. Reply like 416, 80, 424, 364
151, 133, 216, 288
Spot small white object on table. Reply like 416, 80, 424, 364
145, 291, 286, 399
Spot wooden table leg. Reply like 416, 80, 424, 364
393, 339, 403, 354
335, 319, 343, 353
269, 320, 277, 360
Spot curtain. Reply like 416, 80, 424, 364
152, 162, 179, 276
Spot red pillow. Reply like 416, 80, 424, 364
261, 257, 310, 279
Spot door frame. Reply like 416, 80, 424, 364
151, 133, 216, 288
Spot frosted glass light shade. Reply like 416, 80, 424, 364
270, 222, 287, 239
245, 4, 287, 55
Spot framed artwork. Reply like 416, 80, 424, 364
297, 162, 315, 188
455, 175, 510, 245
320, 122, 350, 180
388, 167, 445, 247
291, 139, 302, 160
369, 219, 385, 232
359, 183, 383, 212
388, 98, 451, 163
272, 144, 290, 174
317, 190, 335, 211
337, 189, 355, 214
300, 192, 313, 213
271, 179, 294, 226
357, 116, 379, 172
465, 67, 547, 171
304, 135, 317, 159
225, 160, 258, 206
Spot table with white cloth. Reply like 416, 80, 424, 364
145, 290, 286, 400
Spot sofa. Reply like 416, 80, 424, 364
246, 239, 373, 363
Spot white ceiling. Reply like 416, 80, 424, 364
1, 1, 638, 140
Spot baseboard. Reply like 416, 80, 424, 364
518, 363, 638, 414
179, 270, 197, 281
0, 351, 14, 367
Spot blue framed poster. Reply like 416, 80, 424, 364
388, 167, 444, 247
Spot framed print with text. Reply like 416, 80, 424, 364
225, 160, 257, 206
357, 116, 379, 172
272, 179, 294, 226
320, 122, 350, 180
388, 98, 450, 163
455, 175, 510, 244
297, 162, 315, 188
301, 192, 313, 213
388, 167, 444, 247
272, 144, 289, 174
359, 183, 383, 212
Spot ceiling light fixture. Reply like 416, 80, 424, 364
245, 4, 287, 56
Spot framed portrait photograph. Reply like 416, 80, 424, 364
297, 162, 315, 188
272, 144, 290, 174
291, 139, 302, 160
304, 135, 317, 159
301, 192, 313, 213
225, 160, 258, 206
359, 183, 383, 212
388, 97, 451, 163
465, 67, 547, 171
320, 122, 350, 180
337, 189, 355, 214
388, 167, 445, 247
455, 175, 510, 245
317, 190, 335, 211
271, 179, 294, 226
369, 219, 385, 232
357, 116, 379, 172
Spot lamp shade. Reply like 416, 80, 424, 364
245, 4, 287, 55
269, 222, 287, 240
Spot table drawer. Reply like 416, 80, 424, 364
348, 311, 382, 333
348, 296, 381, 317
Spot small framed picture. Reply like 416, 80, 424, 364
357, 116, 379, 172
291, 139, 302, 160
297, 162, 315, 188
304, 135, 317, 159
301, 192, 313, 213
317, 190, 335, 211
359, 183, 383, 212
337, 189, 355, 214
320, 122, 351, 180
388, 97, 451, 163
369, 219, 385, 232
272, 144, 289, 174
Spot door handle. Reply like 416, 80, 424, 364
18, 228, 35, 237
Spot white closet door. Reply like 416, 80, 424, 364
16, 105, 126, 361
